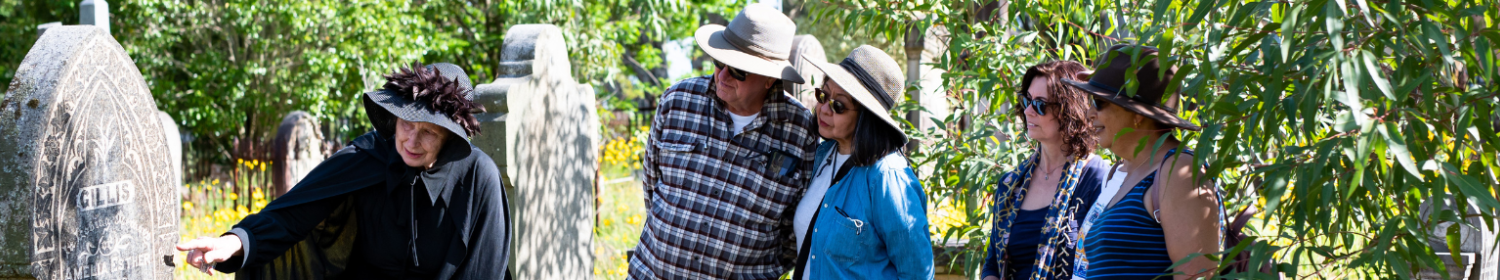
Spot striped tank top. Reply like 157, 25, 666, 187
1080, 149, 1184, 279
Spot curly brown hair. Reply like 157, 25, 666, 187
382, 63, 485, 137
1015, 60, 1096, 159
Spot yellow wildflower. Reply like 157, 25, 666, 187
229, 192, 239, 201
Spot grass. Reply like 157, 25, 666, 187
594, 164, 647, 279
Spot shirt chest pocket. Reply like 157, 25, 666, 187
653, 133, 701, 187
821, 206, 881, 263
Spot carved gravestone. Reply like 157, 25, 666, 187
0, 26, 176, 280
270, 111, 326, 196
471, 24, 599, 280
787, 35, 827, 112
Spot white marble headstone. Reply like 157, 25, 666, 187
0, 25, 175, 280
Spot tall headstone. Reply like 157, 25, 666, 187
270, 111, 326, 196
0, 26, 176, 280
786, 35, 827, 113
471, 24, 599, 280
79, 0, 109, 34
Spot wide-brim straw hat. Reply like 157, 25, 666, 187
694, 4, 804, 84
363, 63, 477, 142
1063, 44, 1200, 131
804, 45, 908, 143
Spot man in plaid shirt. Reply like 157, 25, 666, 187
628, 4, 820, 279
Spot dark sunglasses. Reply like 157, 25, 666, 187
814, 87, 852, 114
1020, 94, 1055, 115
713, 60, 748, 81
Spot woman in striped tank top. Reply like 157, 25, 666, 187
1062, 45, 1225, 279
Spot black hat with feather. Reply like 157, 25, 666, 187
363, 63, 485, 142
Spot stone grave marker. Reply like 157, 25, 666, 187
80, 0, 109, 34
0, 26, 176, 280
37, 22, 62, 37
787, 35, 827, 113
1419, 199, 1498, 280
471, 24, 599, 280
270, 111, 326, 196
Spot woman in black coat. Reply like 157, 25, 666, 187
177, 63, 511, 280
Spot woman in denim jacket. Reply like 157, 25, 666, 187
791, 45, 933, 280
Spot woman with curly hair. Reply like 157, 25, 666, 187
177, 63, 512, 280
981, 60, 1110, 280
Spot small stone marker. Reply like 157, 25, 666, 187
471, 24, 599, 280
787, 35, 827, 112
0, 26, 176, 280
37, 22, 61, 37
270, 111, 326, 196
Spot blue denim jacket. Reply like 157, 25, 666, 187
801, 141, 934, 279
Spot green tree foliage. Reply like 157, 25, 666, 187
1, 0, 77, 90
116, 0, 445, 161
814, 0, 1500, 278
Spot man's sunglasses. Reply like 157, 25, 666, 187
713, 60, 748, 81
815, 88, 852, 114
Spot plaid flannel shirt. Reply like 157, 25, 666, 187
628, 76, 819, 280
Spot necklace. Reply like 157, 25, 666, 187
1038, 157, 1066, 181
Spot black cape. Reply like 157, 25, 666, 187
214, 132, 512, 280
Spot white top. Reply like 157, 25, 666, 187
729, 112, 759, 134
794, 151, 849, 279
1072, 164, 1128, 280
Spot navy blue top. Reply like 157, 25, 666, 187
1080, 149, 1182, 279
981, 156, 1107, 279
1005, 208, 1046, 278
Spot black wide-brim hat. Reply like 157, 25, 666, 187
364, 63, 476, 142
1064, 44, 1200, 131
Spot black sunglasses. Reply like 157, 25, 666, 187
713, 60, 748, 81
815, 87, 852, 114
1020, 94, 1055, 115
